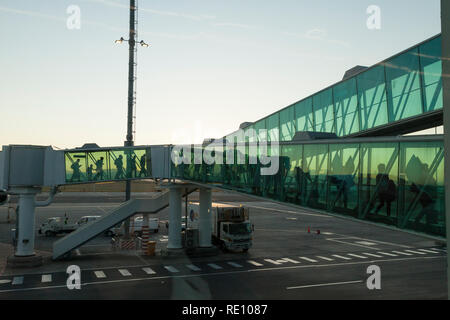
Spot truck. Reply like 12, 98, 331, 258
38, 215, 101, 237
188, 202, 253, 252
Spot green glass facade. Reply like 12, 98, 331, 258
172, 137, 446, 239
236, 34, 442, 140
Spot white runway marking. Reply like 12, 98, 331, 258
142, 267, 156, 275
207, 264, 223, 270
347, 253, 368, 259
94, 271, 106, 279
186, 264, 201, 272
362, 252, 383, 258
94, 271, 107, 278
0, 280, 11, 284
404, 249, 426, 255
227, 262, 243, 268
392, 251, 413, 256
12, 277, 23, 285
0, 256, 443, 294
332, 255, 352, 261
118, 269, 131, 277
264, 259, 282, 265
247, 260, 264, 267
41, 275, 52, 283
299, 257, 318, 263
281, 258, 301, 264
164, 266, 179, 273
316, 256, 334, 261
287, 280, 363, 290
378, 252, 397, 257
417, 249, 440, 254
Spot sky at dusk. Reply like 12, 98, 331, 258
0, 0, 442, 149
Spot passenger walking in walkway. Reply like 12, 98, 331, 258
94, 157, 105, 180
87, 164, 94, 181
70, 159, 82, 182
114, 155, 125, 179
373, 163, 396, 217
139, 154, 147, 177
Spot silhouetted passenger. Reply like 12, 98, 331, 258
114, 155, 124, 179
139, 154, 147, 177
70, 159, 82, 182
130, 155, 137, 178
294, 164, 311, 204
94, 157, 104, 180
87, 164, 94, 181
374, 164, 396, 217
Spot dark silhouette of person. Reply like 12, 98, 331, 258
130, 155, 137, 178
94, 157, 104, 180
333, 157, 355, 209
70, 159, 82, 182
374, 163, 396, 217
87, 164, 94, 181
139, 154, 147, 177
294, 164, 312, 204
114, 155, 124, 179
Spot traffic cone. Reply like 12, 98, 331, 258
307, 227, 311, 233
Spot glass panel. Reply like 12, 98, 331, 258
280, 106, 296, 142
328, 144, 359, 217
253, 119, 267, 142
86, 151, 110, 181
420, 36, 443, 112
295, 98, 314, 132
313, 89, 334, 133
385, 48, 423, 121
398, 141, 445, 237
359, 142, 399, 225
303, 144, 329, 209
65, 152, 88, 183
267, 113, 279, 142
334, 78, 360, 136
357, 65, 389, 130
282, 145, 305, 205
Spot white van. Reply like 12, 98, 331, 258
114, 216, 159, 236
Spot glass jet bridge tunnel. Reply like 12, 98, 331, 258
62, 134, 445, 240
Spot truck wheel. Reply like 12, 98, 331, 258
243, 249, 249, 253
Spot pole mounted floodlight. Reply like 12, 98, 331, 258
115, 0, 149, 237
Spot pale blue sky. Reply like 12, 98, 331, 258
0, 0, 442, 148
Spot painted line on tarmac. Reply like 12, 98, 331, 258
326, 234, 412, 249
325, 238, 381, 251
287, 280, 363, 290
0, 256, 443, 294
217, 202, 331, 218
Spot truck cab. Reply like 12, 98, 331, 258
219, 219, 253, 252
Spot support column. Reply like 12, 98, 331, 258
440, 0, 450, 300
15, 188, 39, 257
167, 186, 182, 249
199, 188, 212, 248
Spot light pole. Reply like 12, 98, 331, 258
115, 0, 149, 237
